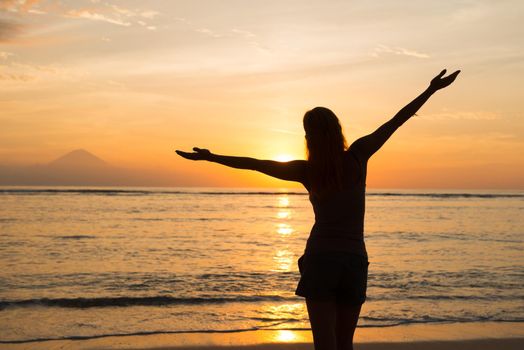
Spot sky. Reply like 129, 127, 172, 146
1, 0, 523, 188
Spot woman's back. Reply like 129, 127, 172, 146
305, 146, 368, 258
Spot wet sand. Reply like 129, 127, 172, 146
1, 322, 523, 350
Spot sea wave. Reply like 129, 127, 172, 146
2, 290, 520, 311
0, 295, 292, 310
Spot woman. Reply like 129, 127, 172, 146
176, 69, 460, 350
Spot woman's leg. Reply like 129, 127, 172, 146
306, 298, 337, 350
335, 302, 362, 350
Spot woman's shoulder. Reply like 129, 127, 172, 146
343, 148, 366, 184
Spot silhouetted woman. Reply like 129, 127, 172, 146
176, 69, 460, 350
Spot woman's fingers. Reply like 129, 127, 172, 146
440, 69, 460, 81
175, 148, 208, 160
430, 69, 460, 90
442, 70, 461, 85
193, 147, 209, 153
450, 70, 461, 79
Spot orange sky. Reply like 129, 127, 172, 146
1, 0, 523, 189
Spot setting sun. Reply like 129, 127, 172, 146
274, 154, 295, 162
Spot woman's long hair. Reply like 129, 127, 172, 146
303, 107, 348, 196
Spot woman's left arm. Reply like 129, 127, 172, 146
176, 147, 306, 183
350, 69, 460, 161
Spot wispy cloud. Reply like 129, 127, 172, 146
423, 110, 500, 121
190, 25, 268, 53
66, 9, 132, 27
174, 17, 191, 24
2, 1, 160, 30
0, 18, 21, 41
231, 28, 256, 39
0, 51, 14, 59
140, 10, 159, 19
372, 44, 430, 59
0, 0, 42, 13
267, 128, 302, 136
0, 72, 34, 81
137, 20, 156, 31
0, 61, 82, 84
451, 2, 489, 22
196, 27, 222, 38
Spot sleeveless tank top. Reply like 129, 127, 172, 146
304, 148, 368, 258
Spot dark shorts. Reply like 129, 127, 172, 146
295, 252, 369, 304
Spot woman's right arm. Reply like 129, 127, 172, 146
176, 147, 307, 183
350, 69, 460, 161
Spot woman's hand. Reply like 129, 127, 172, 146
429, 69, 461, 91
175, 147, 212, 161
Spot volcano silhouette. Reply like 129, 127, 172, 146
0, 149, 189, 186
48, 149, 107, 169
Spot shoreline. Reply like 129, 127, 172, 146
1, 322, 523, 350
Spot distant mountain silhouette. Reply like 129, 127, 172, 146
0, 149, 209, 186
48, 149, 107, 169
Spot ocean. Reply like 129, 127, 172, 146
0, 187, 523, 343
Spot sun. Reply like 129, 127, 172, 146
274, 154, 294, 162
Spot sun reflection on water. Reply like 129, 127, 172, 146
276, 223, 293, 235
274, 329, 297, 342
273, 195, 295, 271
276, 210, 290, 219
272, 249, 294, 271
278, 196, 290, 207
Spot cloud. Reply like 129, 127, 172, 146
196, 28, 222, 38
372, 44, 430, 59
0, 61, 81, 83
0, 0, 42, 13
174, 17, 190, 24
0, 72, 33, 81
0, 18, 21, 41
66, 9, 132, 26
141, 10, 159, 19
267, 128, 302, 136
0, 51, 14, 59
231, 28, 256, 39
451, 2, 490, 22
137, 20, 156, 31
70, 3, 160, 27
423, 110, 500, 121
2, 1, 160, 30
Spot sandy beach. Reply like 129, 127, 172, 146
2, 322, 523, 350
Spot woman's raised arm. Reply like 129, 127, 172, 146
176, 147, 307, 183
350, 69, 460, 161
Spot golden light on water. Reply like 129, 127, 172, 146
274, 330, 297, 342
276, 223, 293, 235
262, 304, 307, 341
273, 194, 294, 271
276, 210, 290, 219
278, 196, 290, 207
276, 195, 293, 234
272, 249, 294, 271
